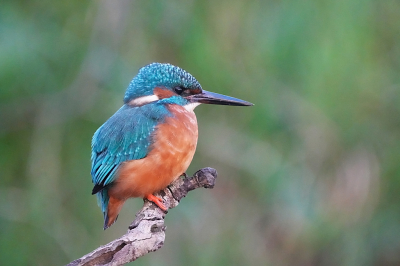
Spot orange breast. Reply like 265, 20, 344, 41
108, 104, 198, 200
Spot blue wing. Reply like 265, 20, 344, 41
91, 103, 171, 213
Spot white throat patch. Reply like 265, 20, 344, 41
184, 102, 201, 111
129, 94, 159, 106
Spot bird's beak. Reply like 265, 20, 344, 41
186, 90, 253, 106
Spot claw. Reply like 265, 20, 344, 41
181, 172, 189, 178
145, 194, 168, 211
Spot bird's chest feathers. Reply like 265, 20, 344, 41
145, 104, 199, 186
113, 104, 198, 198
153, 104, 198, 161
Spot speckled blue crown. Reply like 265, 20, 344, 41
124, 63, 202, 103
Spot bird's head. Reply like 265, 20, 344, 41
124, 63, 253, 109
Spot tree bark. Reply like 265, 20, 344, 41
67, 167, 217, 266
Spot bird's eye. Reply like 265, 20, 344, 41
174, 86, 184, 95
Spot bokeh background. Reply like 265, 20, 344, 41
1, 0, 400, 265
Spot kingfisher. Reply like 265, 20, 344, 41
91, 63, 253, 229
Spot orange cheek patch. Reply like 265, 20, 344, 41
191, 88, 202, 94
153, 87, 176, 99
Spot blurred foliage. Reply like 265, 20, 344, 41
1, 0, 400, 265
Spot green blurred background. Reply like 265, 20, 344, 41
1, 0, 400, 265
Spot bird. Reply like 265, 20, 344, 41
91, 63, 253, 229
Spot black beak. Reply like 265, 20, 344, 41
186, 90, 253, 106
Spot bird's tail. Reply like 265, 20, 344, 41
96, 189, 110, 228
97, 189, 124, 229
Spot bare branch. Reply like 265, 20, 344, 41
67, 167, 217, 266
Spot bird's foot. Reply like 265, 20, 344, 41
181, 172, 189, 179
145, 194, 168, 211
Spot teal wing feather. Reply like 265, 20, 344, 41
91, 103, 171, 214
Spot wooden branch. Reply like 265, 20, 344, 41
67, 167, 217, 266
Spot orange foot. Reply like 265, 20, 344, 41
145, 194, 168, 211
